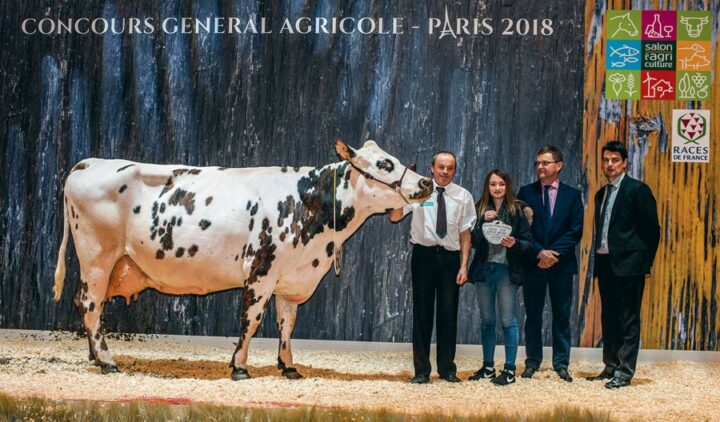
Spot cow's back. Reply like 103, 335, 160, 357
63, 158, 323, 298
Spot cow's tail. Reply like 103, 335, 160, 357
53, 193, 70, 302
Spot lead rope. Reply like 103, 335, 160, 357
333, 167, 343, 275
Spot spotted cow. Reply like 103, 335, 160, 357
54, 140, 433, 379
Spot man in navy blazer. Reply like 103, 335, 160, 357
518, 146, 583, 382
586, 141, 659, 389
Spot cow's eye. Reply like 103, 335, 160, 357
376, 159, 394, 173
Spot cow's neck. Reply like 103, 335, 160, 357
296, 162, 375, 247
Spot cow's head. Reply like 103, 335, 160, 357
680, 16, 709, 38
335, 140, 433, 208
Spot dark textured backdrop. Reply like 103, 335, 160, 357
1, 0, 585, 345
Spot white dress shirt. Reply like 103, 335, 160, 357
597, 172, 625, 254
402, 180, 476, 251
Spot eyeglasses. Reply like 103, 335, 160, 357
534, 161, 558, 167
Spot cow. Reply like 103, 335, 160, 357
53, 140, 433, 380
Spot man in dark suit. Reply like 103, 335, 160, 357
518, 146, 583, 382
586, 141, 660, 389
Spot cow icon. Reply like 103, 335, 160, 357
53, 140, 433, 379
680, 16, 709, 38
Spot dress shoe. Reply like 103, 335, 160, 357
440, 373, 462, 383
410, 374, 429, 384
556, 368, 573, 382
605, 375, 631, 389
586, 369, 615, 381
468, 366, 496, 381
521, 367, 537, 378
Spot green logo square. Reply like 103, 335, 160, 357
608, 10, 641, 40
676, 71, 712, 100
606, 71, 641, 99
677, 11, 712, 40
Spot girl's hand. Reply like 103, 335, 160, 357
484, 211, 498, 221
500, 236, 516, 248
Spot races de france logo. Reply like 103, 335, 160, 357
672, 109, 710, 163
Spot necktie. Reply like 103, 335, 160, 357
543, 185, 551, 223
596, 184, 614, 248
436, 187, 447, 238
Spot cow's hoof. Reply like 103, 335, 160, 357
231, 367, 251, 381
100, 364, 120, 374
282, 367, 303, 380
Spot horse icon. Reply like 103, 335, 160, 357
610, 12, 639, 38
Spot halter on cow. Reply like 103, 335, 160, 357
53, 140, 433, 379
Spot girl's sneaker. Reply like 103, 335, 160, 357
468, 366, 496, 380
491, 369, 516, 386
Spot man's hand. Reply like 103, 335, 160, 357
456, 265, 468, 285
537, 250, 559, 269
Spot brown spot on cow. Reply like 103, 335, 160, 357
175, 247, 185, 258
250, 203, 259, 216
249, 218, 254, 231
159, 177, 174, 197
279, 232, 287, 242
312, 259, 319, 267
156, 250, 165, 259
168, 189, 196, 215
235, 254, 239, 261
206, 196, 213, 206
75, 224, 78, 230
159, 203, 166, 213
188, 245, 199, 257
199, 219, 212, 230
326, 242, 335, 257
133, 205, 141, 214
71, 162, 89, 173
88, 302, 95, 312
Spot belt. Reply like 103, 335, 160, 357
414, 244, 459, 254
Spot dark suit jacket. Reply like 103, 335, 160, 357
468, 202, 534, 285
518, 181, 584, 274
593, 175, 660, 277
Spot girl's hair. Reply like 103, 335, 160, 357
476, 169, 522, 217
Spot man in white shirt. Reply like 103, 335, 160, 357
389, 151, 476, 384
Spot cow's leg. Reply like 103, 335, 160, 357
229, 282, 274, 380
74, 259, 118, 374
275, 297, 302, 379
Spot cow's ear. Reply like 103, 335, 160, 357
335, 139, 356, 161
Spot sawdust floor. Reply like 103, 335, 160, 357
0, 333, 718, 421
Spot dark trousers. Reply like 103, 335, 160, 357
411, 244, 460, 377
596, 254, 645, 379
523, 270, 573, 370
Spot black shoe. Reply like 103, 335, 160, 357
440, 373, 462, 383
605, 375, 631, 389
491, 369, 516, 386
556, 368, 573, 382
586, 368, 615, 381
468, 367, 496, 381
410, 374, 430, 384
521, 367, 537, 378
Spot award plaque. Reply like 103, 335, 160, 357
482, 220, 512, 245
